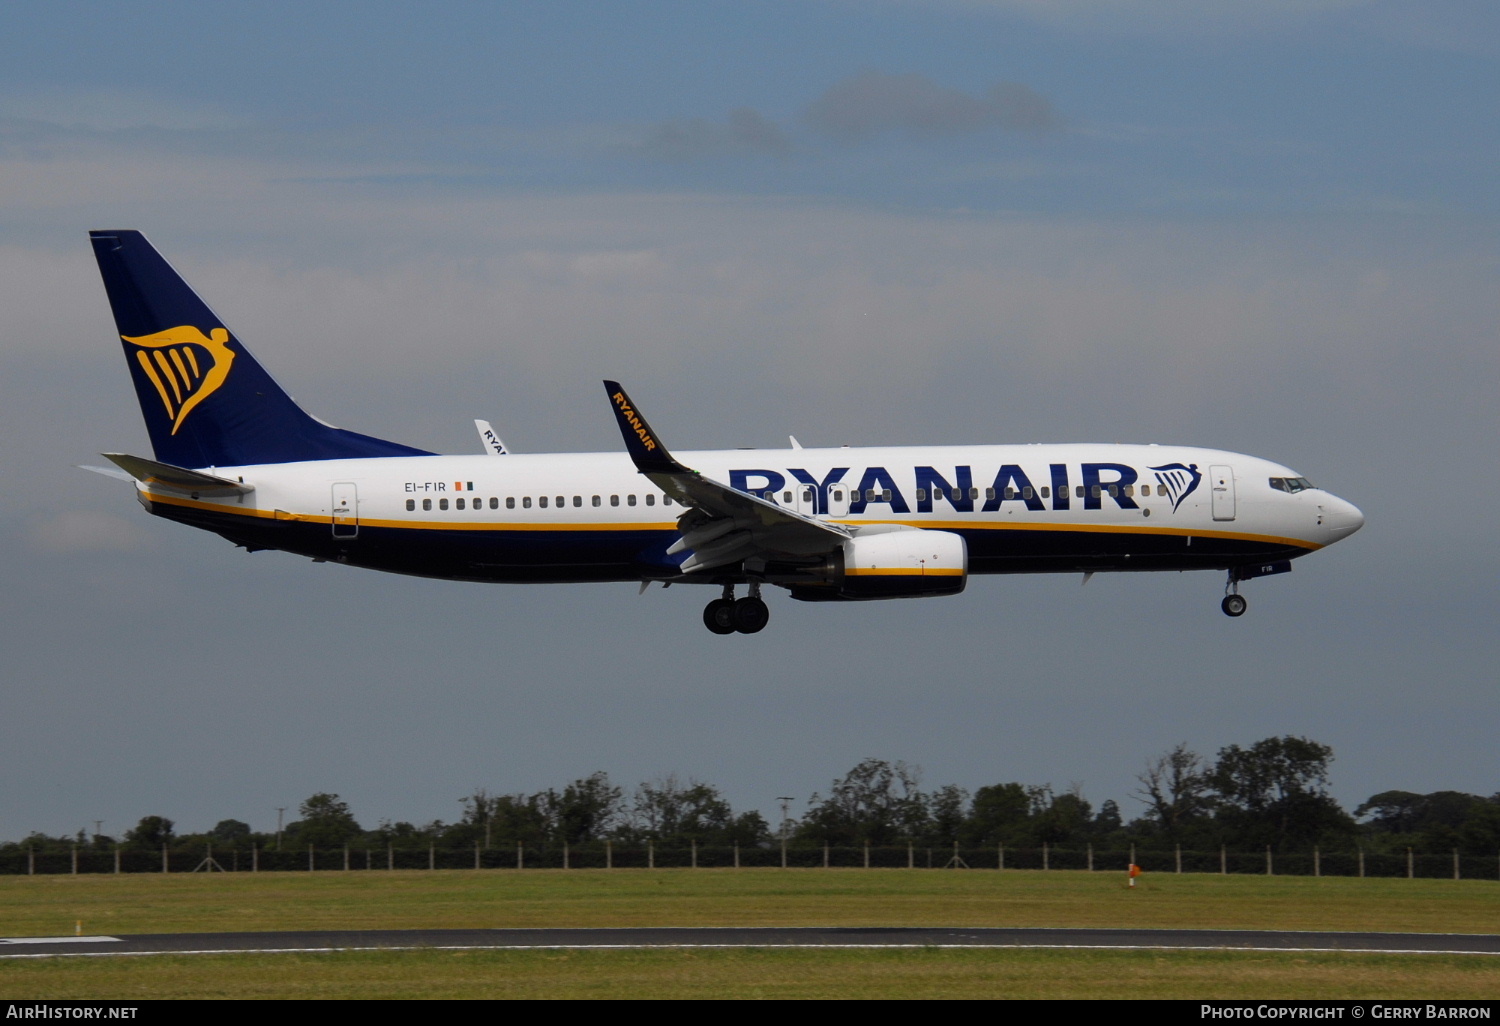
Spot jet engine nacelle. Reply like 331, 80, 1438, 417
790, 527, 967, 601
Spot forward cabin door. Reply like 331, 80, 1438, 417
1209, 465, 1236, 522
331, 482, 359, 538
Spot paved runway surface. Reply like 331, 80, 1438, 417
3, 928, 1499, 957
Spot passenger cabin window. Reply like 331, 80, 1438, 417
783, 491, 793, 503
423, 498, 432, 511
592, 495, 601, 507
506, 497, 515, 509
627, 494, 637, 506
456, 498, 465, 510
611, 495, 620, 506
1041, 486, 1050, 499
1022, 486, 1034, 499
539, 496, 548, 508
490, 497, 499, 509
522, 497, 531, 508
573, 496, 582, 507
645, 494, 655, 506
406, 499, 415, 511
439, 498, 449, 510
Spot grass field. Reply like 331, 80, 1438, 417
1, 869, 1496, 999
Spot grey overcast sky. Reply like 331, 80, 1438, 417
1, 0, 1496, 840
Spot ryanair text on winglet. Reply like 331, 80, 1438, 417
612, 392, 658, 452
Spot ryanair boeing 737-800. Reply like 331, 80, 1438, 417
87, 230, 1364, 634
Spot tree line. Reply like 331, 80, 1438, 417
7, 736, 1499, 858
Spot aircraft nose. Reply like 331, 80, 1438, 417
1324, 495, 1365, 539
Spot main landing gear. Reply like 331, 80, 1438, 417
703, 582, 770, 635
1222, 572, 1247, 618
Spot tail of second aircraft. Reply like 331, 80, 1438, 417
90, 230, 432, 468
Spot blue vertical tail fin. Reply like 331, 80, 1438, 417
90, 230, 432, 467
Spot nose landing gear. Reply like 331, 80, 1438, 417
702, 582, 770, 635
1222, 571, 1247, 617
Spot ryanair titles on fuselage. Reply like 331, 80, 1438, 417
727, 461, 1202, 516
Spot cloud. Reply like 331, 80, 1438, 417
633, 73, 1058, 161
30, 511, 152, 554
805, 71, 1060, 142
635, 107, 792, 162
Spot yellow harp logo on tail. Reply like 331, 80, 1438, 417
122, 326, 236, 435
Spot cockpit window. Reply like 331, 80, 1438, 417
1269, 476, 1316, 493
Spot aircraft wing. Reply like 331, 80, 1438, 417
603, 381, 848, 573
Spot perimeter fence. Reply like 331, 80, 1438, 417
2, 842, 1497, 880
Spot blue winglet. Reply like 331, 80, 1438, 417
603, 381, 690, 476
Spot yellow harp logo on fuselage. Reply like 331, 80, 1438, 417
122, 326, 236, 435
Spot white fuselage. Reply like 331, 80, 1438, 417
136, 442, 1364, 587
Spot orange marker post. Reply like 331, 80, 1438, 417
1128, 863, 1141, 888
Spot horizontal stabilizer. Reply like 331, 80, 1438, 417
102, 453, 254, 496
77, 464, 135, 483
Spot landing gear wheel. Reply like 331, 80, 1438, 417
1221, 594, 1247, 617
703, 598, 736, 634
732, 596, 770, 634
